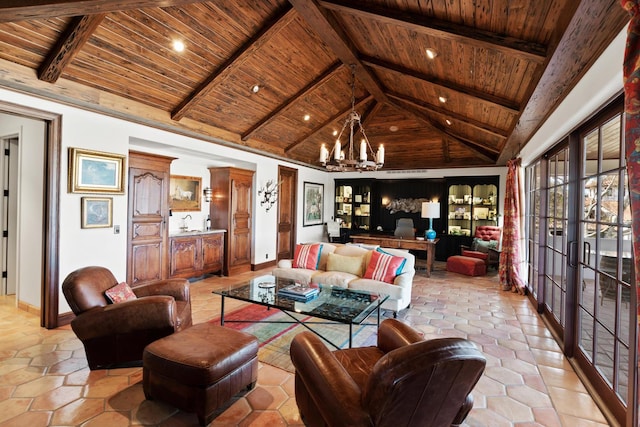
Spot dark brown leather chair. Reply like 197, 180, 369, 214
290, 319, 486, 427
62, 266, 193, 370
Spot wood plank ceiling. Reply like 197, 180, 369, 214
0, 0, 629, 170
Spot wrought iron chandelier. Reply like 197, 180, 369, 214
319, 65, 384, 172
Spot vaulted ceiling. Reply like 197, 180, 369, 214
0, 0, 629, 170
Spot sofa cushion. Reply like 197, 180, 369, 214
271, 267, 318, 285
326, 253, 365, 276
293, 243, 323, 270
363, 250, 406, 284
105, 282, 137, 304
311, 271, 357, 288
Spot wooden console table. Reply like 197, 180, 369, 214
350, 235, 439, 277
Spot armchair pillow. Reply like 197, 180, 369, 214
105, 282, 137, 304
471, 238, 498, 253
363, 250, 405, 284
293, 243, 323, 270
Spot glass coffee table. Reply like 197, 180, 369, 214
212, 275, 388, 349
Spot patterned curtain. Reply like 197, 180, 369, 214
499, 158, 526, 294
621, 0, 640, 412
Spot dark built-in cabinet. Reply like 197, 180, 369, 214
333, 176, 499, 260
334, 179, 372, 239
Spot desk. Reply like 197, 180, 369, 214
350, 235, 439, 277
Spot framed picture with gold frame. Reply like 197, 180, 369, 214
81, 197, 113, 228
170, 175, 202, 212
68, 148, 126, 194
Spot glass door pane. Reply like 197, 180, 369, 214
543, 148, 569, 328
577, 112, 631, 408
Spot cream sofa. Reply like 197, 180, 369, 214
272, 243, 415, 317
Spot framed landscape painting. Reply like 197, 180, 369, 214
303, 182, 323, 226
81, 197, 113, 228
170, 175, 202, 212
68, 148, 126, 194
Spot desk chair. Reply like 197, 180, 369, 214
394, 218, 415, 238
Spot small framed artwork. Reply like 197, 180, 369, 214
81, 197, 113, 228
68, 148, 126, 193
170, 175, 202, 212
303, 181, 324, 227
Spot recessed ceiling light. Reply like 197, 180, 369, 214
389, 125, 399, 132
303, 114, 310, 121
251, 84, 260, 93
438, 96, 447, 103
332, 130, 338, 136
172, 40, 185, 52
445, 119, 452, 126
425, 48, 437, 59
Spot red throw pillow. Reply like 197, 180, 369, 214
293, 243, 323, 270
364, 250, 406, 284
105, 282, 137, 304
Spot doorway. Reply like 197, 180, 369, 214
0, 103, 62, 328
0, 136, 18, 296
277, 166, 297, 261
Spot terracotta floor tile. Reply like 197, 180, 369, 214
245, 385, 288, 410
50, 398, 105, 425
12, 374, 64, 397
0, 410, 51, 427
30, 385, 83, 410
546, 386, 608, 423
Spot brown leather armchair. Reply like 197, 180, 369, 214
62, 266, 193, 370
290, 319, 486, 427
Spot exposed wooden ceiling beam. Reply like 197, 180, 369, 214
319, 0, 547, 64
285, 95, 373, 153
0, 0, 207, 22
288, 0, 389, 104
38, 13, 105, 83
390, 98, 497, 163
359, 99, 382, 128
242, 61, 343, 141
171, 6, 296, 121
442, 137, 451, 163
362, 56, 520, 115
388, 92, 509, 139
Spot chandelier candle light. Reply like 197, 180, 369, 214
320, 65, 384, 172
421, 201, 440, 241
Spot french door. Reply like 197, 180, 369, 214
526, 97, 637, 425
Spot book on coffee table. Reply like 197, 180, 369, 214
277, 284, 319, 301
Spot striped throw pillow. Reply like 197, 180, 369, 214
363, 250, 405, 284
293, 243, 323, 270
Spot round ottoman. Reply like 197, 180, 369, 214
143, 322, 259, 426
446, 255, 487, 277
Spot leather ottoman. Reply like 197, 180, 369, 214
446, 255, 486, 277
143, 322, 259, 426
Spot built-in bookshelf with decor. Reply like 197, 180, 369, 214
335, 179, 372, 237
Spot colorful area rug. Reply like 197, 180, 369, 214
211, 304, 379, 372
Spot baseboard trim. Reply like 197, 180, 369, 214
17, 300, 40, 316
252, 260, 276, 271
57, 311, 74, 327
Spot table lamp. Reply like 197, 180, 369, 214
421, 201, 440, 241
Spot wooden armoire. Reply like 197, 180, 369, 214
127, 151, 175, 285
209, 167, 254, 276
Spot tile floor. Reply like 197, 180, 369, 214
0, 265, 611, 426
